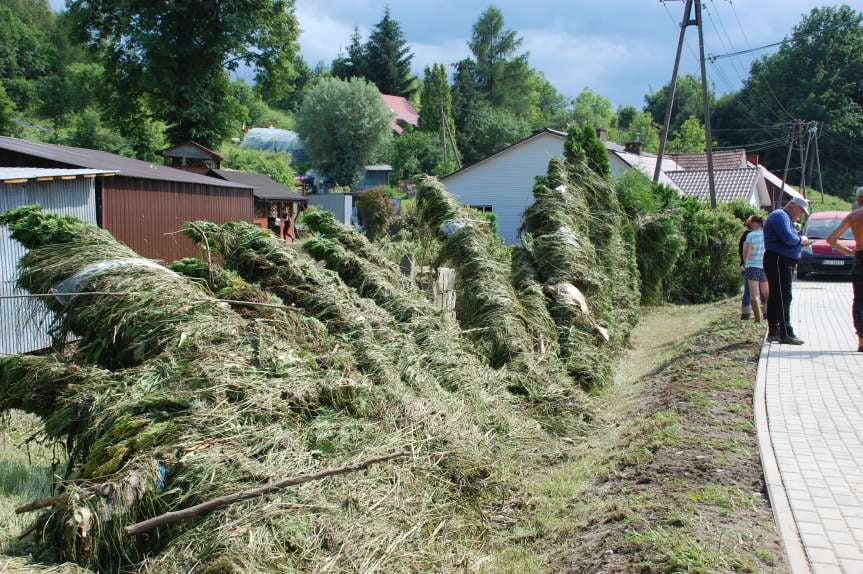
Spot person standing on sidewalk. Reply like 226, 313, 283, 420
742, 215, 768, 322
826, 186, 863, 352
764, 196, 812, 344
738, 218, 754, 320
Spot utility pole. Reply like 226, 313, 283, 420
654, 0, 695, 184
779, 125, 796, 210
694, 0, 718, 208
798, 122, 807, 197
814, 122, 825, 203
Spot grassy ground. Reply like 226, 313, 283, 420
803, 190, 853, 212
485, 299, 786, 573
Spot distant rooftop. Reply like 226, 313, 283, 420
666, 167, 761, 204
0, 136, 249, 188
208, 169, 305, 202
381, 94, 419, 135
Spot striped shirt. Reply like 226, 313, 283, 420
745, 230, 766, 269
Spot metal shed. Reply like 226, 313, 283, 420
0, 167, 111, 355
0, 136, 254, 262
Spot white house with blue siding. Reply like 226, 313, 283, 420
0, 167, 112, 355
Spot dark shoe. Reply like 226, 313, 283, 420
858, 346, 863, 353
779, 335, 805, 345
767, 330, 781, 342
741, 312, 751, 321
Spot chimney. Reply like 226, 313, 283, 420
747, 153, 760, 166
625, 133, 643, 155
595, 127, 608, 142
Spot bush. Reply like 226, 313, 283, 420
220, 145, 295, 188
665, 197, 742, 303
722, 199, 760, 223
356, 186, 396, 240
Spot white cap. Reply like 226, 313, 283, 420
788, 195, 810, 215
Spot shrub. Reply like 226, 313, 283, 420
665, 197, 742, 303
220, 145, 295, 188
356, 186, 396, 240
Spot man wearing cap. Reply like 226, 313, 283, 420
826, 186, 863, 352
763, 194, 812, 344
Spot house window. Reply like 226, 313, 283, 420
470, 205, 493, 213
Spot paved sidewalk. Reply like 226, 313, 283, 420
759, 280, 863, 574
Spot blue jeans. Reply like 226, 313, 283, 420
741, 272, 751, 307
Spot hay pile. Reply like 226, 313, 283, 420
0, 206, 545, 573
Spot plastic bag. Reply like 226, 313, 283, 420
52, 259, 181, 305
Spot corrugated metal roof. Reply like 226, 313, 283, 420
666, 168, 760, 203
0, 167, 113, 182
669, 149, 747, 170
0, 136, 250, 188
364, 164, 393, 171
209, 169, 305, 202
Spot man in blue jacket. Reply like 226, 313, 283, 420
764, 195, 812, 344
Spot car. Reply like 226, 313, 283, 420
797, 211, 857, 279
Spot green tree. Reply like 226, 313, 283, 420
468, 6, 531, 108
364, 8, 416, 97
613, 111, 661, 153
644, 74, 713, 137
68, 0, 300, 149
389, 130, 454, 180
531, 71, 569, 129
458, 102, 531, 164
418, 63, 457, 147
451, 58, 481, 133
668, 116, 706, 153
0, 1, 52, 112
571, 87, 615, 130
295, 77, 391, 186
0, 83, 19, 136
332, 26, 367, 81
564, 125, 611, 178
715, 5, 863, 198
616, 105, 638, 130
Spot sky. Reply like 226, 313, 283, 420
295, 0, 862, 108
48, 0, 863, 108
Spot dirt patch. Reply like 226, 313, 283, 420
486, 302, 787, 573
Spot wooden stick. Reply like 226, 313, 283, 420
124, 450, 410, 537
215, 299, 288, 310
0, 292, 131, 300
15, 494, 67, 514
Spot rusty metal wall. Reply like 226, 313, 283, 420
0, 178, 97, 355
101, 177, 253, 262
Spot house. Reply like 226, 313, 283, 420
381, 94, 419, 135
0, 136, 254, 262
356, 165, 393, 190
441, 128, 568, 245
0, 167, 112, 354
161, 141, 223, 173
207, 168, 306, 228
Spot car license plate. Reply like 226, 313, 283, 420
824, 260, 845, 266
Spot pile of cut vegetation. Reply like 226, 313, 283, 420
0, 131, 639, 572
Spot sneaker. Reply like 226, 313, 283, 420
741, 311, 752, 321
779, 335, 805, 345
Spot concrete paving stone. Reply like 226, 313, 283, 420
762, 281, 863, 573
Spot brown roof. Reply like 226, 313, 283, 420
668, 149, 746, 171
208, 169, 305, 202
160, 141, 223, 161
665, 168, 760, 204
0, 136, 249, 188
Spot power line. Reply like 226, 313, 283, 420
708, 19, 855, 62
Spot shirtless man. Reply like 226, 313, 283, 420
827, 186, 863, 352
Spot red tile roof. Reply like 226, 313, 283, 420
669, 149, 747, 171
381, 94, 419, 135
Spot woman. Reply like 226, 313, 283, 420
738, 218, 753, 319
742, 215, 769, 322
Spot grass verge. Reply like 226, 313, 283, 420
485, 299, 787, 573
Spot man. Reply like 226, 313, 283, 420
763, 195, 812, 344
826, 186, 863, 352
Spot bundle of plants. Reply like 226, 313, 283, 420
169, 257, 337, 364
0, 207, 517, 572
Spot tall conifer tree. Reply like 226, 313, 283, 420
364, 7, 415, 97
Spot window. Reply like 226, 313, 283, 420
804, 218, 853, 240
470, 205, 493, 213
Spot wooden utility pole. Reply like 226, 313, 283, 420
779, 125, 796, 209
654, 0, 695, 184
694, 0, 717, 208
